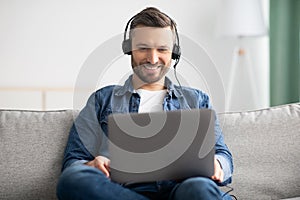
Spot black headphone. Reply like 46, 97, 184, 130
122, 13, 181, 63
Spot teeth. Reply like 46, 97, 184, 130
144, 65, 159, 70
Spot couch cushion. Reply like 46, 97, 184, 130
0, 110, 77, 200
218, 103, 300, 200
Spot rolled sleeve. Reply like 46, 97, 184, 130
70, 159, 89, 167
215, 154, 232, 183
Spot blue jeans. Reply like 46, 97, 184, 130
57, 165, 232, 200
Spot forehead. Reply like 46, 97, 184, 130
131, 26, 174, 46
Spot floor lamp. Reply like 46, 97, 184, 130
216, 0, 267, 111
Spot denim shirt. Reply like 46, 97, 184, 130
62, 75, 233, 185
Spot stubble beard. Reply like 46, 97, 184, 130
132, 61, 170, 84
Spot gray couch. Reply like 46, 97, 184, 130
1, 103, 300, 200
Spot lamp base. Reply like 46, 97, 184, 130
226, 46, 259, 112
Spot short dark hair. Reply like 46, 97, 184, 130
130, 7, 176, 31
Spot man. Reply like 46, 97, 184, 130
57, 7, 233, 200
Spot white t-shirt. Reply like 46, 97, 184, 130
135, 89, 167, 113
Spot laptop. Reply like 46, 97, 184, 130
107, 108, 215, 184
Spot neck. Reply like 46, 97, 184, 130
132, 75, 166, 91
138, 84, 166, 91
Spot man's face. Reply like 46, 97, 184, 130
131, 26, 174, 85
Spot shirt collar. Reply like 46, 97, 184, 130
114, 74, 183, 98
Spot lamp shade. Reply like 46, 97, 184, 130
215, 0, 267, 37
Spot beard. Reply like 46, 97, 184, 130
132, 61, 170, 84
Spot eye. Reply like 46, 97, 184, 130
158, 48, 168, 52
135, 44, 150, 51
157, 47, 170, 53
138, 47, 149, 51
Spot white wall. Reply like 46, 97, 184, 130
0, 0, 269, 112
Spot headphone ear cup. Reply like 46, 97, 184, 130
172, 44, 181, 60
122, 39, 132, 55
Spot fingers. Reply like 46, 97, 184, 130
85, 156, 111, 178
97, 163, 110, 178
211, 170, 224, 182
95, 156, 111, 177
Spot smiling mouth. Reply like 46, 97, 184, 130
143, 64, 160, 70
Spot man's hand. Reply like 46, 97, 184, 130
211, 158, 224, 183
85, 156, 111, 178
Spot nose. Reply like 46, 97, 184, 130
147, 49, 159, 64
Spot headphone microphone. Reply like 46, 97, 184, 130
122, 13, 181, 68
